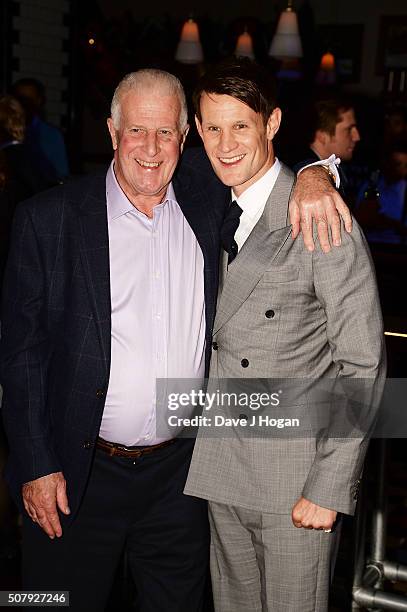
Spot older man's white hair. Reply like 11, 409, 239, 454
110, 69, 188, 132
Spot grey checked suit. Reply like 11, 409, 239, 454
184, 163, 386, 611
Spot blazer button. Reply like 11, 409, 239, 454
265, 309, 275, 319
83, 441, 93, 449
212, 341, 218, 351
241, 359, 249, 368
96, 389, 105, 398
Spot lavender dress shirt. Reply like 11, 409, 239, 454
99, 162, 206, 446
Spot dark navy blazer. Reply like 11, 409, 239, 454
0, 147, 229, 519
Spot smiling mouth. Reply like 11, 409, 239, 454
136, 159, 162, 168
218, 154, 245, 165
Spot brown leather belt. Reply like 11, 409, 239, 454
97, 437, 175, 458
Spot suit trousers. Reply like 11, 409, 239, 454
22, 440, 210, 612
208, 501, 340, 612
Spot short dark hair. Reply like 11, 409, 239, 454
310, 96, 354, 137
11, 78, 46, 103
193, 58, 277, 126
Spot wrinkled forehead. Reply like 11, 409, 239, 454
119, 88, 181, 123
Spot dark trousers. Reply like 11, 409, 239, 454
22, 440, 210, 612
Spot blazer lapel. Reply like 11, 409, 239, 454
173, 171, 227, 345
214, 164, 295, 334
77, 175, 111, 373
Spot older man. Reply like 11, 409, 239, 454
1, 68, 349, 612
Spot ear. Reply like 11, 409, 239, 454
107, 118, 118, 150
315, 129, 328, 146
180, 124, 190, 153
266, 107, 282, 141
195, 115, 204, 141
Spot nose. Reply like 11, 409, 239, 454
145, 131, 159, 157
218, 129, 238, 153
352, 126, 360, 142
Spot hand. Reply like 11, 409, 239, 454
289, 167, 352, 253
291, 496, 337, 530
22, 471, 70, 539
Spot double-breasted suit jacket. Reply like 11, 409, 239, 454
185, 163, 386, 515
0, 148, 229, 520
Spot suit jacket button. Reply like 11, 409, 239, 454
212, 342, 218, 351
241, 359, 249, 368
96, 389, 105, 398
265, 309, 275, 318
83, 441, 93, 449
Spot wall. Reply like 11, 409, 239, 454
10, 0, 70, 128
309, 0, 407, 95
97, 0, 407, 96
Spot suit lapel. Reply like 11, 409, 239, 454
173, 172, 227, 345
214, 164, 295, 334
77, 175, 111, 373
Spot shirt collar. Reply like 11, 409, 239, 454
106, 161, 177, 220
231, 158, 281, 220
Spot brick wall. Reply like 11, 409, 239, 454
11, 0, 70, 129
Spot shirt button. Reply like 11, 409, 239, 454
96, 389, 105, 398
212, 342, 218, 351
144, 434, 151, 440
265, 309, 275, 319
241, 359, 249, 368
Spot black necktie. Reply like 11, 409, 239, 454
221, 200, 243, 264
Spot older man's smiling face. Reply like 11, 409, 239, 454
107, 89, 188, 210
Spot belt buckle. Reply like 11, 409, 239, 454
119, 444, 143, 458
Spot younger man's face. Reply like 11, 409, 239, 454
196, 93, 281, 197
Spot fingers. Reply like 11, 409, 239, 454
36, 507, 63, 539
291, 498, 337, 530
326, 209, 342, 247
22, 472, 66, 539
316, 217, 331, 253
334, 194, 353, 233
56, 478, 70, 516
288, 198, 301, 240
299, 208, 315, 252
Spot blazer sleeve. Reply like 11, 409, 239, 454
0, 200, 62, 487
301, 219, 386, 514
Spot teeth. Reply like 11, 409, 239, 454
136, 159, 161, 168
219, 154, 245, 164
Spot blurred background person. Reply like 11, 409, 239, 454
12, 78, 70, 183
0, 94, 53, 288
295, 95, 361, 202
355, 139, 407, 244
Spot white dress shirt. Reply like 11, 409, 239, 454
232, 159, 282, 249
99, 162, 206, 446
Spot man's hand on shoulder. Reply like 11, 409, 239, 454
22, 471, 70, 538
291, 496, 337, 531
289, 166, 352, 253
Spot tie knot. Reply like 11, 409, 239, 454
226, 200, 243, 223
221, 200, 243, 264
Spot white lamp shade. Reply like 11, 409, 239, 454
269, 9, 303, 59
175, 19, 204, 64
235, 31, 255, 59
